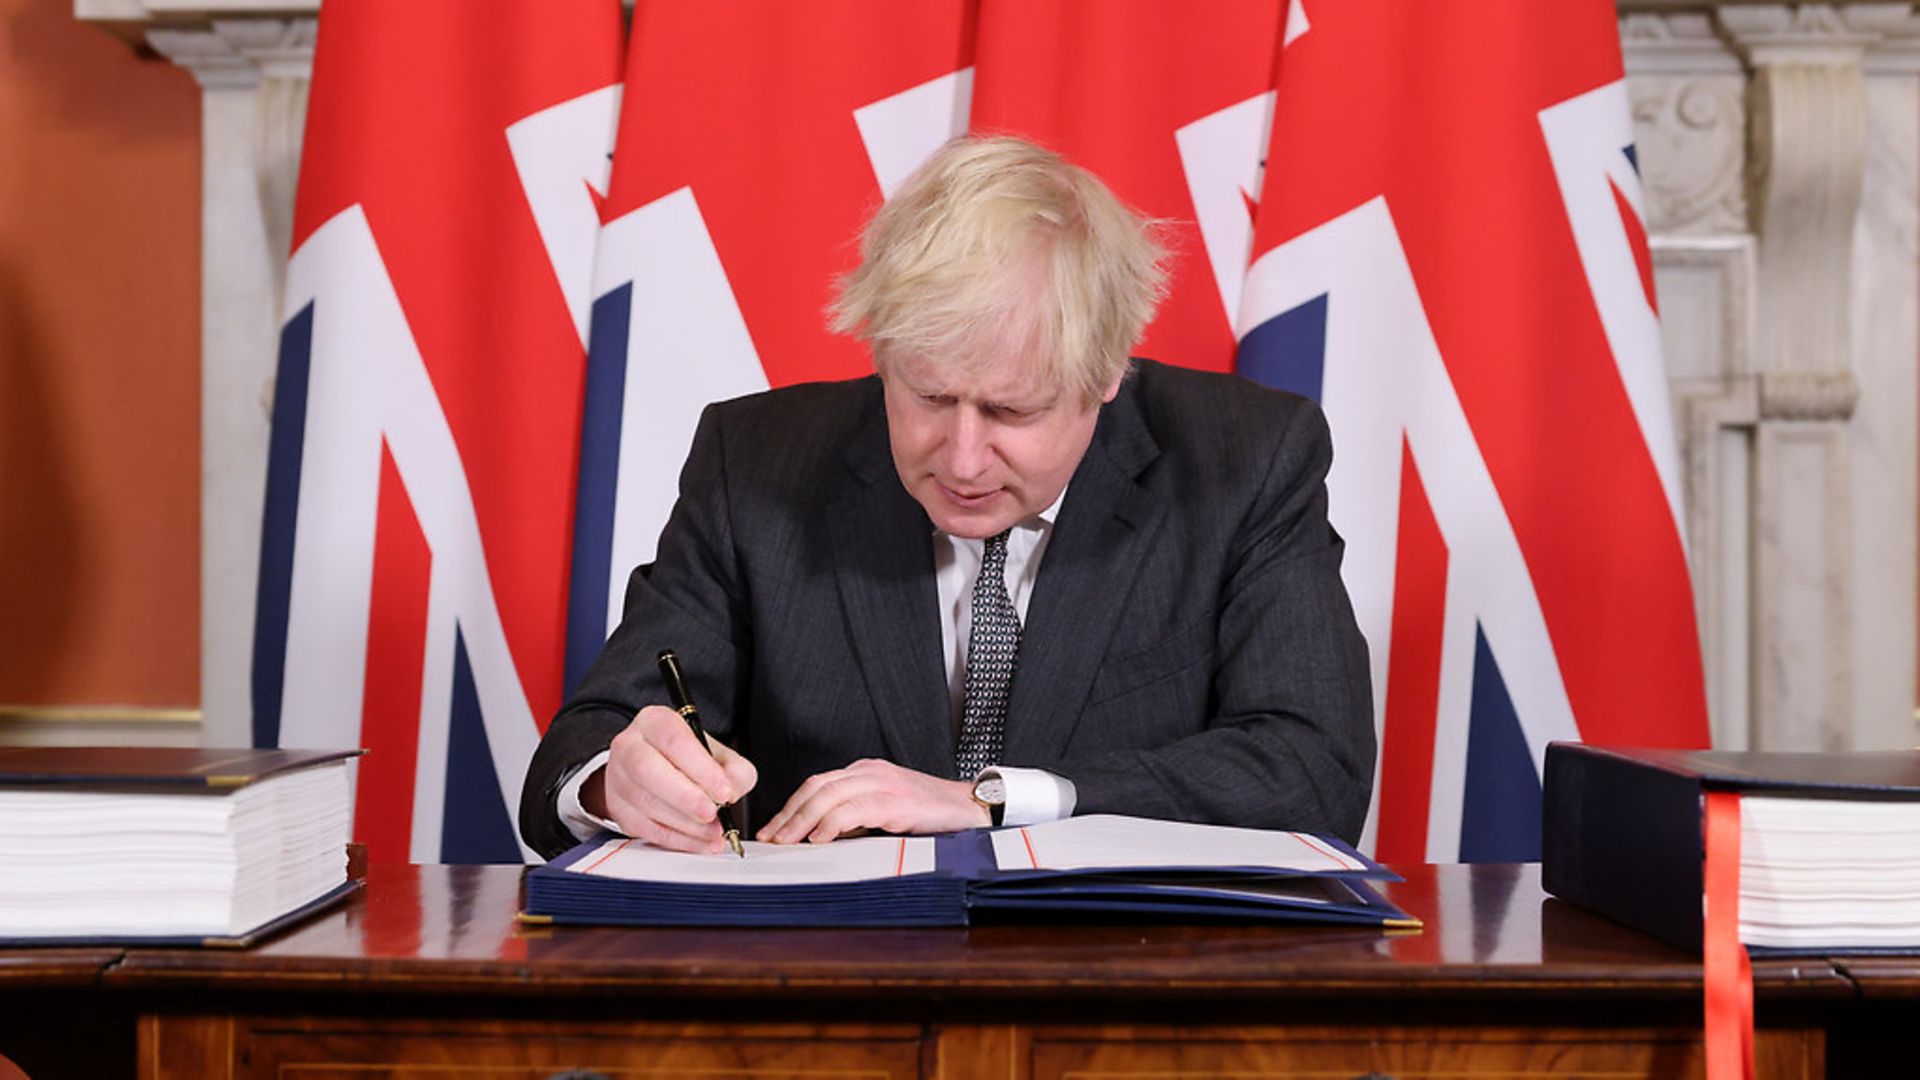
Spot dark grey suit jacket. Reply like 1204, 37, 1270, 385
519, 360, 1374, 859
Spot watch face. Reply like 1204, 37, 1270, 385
973, 776, 1007, 805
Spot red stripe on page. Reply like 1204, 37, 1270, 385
580, 838, 634, 876
1019, 828, 1039, 869
1704, 791, 1754, 1080
1375, 440, 1448, 863
895, 838, 906, 877
1295, 831, 1364, 872
354, 444, 429, 864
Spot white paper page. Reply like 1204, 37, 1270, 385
566, 834, 938, 885
989, 814, 1365, 873
1740, 795, 1920, 904
1741, 795, 1920, 833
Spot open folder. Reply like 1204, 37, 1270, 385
522, 814, 1419, 928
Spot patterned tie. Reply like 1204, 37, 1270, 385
956, 530, 1019, 778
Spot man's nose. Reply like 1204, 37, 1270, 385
945, 406, 992, 481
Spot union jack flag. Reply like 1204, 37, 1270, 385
251, 1, 624, 863
1236, 0, 1710, 862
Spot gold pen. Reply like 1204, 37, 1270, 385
656, 649, 745, 857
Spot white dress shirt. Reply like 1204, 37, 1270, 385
557, 489, 1079, 842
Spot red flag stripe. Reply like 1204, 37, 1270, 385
354, 445, 430, 864
1374, 441, 1449, 864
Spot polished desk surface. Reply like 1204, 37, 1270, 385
0, 949, 118, 987
72, 862, 1856, 1004
1829, 957, 1920, 996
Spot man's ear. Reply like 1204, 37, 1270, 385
1099, 367, 1125, 404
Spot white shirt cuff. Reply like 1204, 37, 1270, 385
556, 749, 623, 842
983, 765, 1077, 826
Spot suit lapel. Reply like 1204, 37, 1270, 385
827, 390, 954, 777
1003, 379, 1164, 765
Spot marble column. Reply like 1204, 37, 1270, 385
144, 19, 315, 748
1851, 11, 1920, 750
1721, 3, 1918, 751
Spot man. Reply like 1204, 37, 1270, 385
519, 135, 1373, 860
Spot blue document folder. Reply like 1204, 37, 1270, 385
523, 814, 1418, 929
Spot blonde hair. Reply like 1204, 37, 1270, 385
829, 135, 1167, 406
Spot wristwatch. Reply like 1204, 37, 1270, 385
971, 774, 1007, 827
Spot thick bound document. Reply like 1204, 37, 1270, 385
0, 746, 361, 946
1542, 741, 1920, 953
523, 814, 1419, 929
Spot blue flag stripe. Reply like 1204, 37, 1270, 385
1235, 293, 1329, 403
440, 628, 526, 863
563, 285, 634, 697
251, 304, 316, 749
1458, 624, 1543, 862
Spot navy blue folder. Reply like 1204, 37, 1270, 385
523, 824, 1417, 929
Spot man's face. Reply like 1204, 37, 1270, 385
881, 350, 1119, 539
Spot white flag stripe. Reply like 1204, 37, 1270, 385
1178, 90, 1274, 339
507, 85, 625, 351
280, 206, 540, 864
277, 207, 396, 758
598, 188, 772, 631
1282, 0, 1311, 47
853, 67, 975, 199
1539, 80, 1689, 555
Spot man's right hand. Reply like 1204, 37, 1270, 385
581, 704, 758, 853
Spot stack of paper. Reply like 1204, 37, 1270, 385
1739, 796, 1920, 949
0, 747, 357, 944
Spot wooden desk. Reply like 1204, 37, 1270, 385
0, 948, 132, 1077
0, 862, 1844, 1078
1820, 957, 1920, 1074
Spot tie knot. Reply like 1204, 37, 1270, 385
983, 530, 1013, 572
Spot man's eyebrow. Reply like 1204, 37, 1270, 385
992, 390, 1058, 411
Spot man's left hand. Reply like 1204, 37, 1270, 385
758, 759, 990, 843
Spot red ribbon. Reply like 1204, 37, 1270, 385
1704, 789, 1753, 1080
